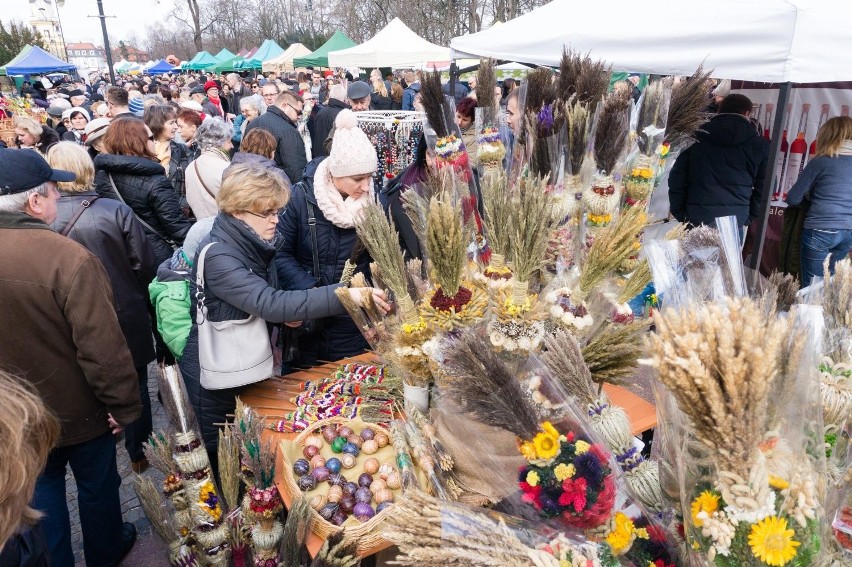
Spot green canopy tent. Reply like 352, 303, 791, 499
235, 39, 284, 70
0, 45, 34, 76
293, 31, 355, 68
186, 51, 220, 70
214, 48, 236, 61
211, 55, 246, 73
182, 51, 208, 70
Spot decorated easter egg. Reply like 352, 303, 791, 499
357, 473, 373, 487
338, 425, 354, 438
293, 458, 310, 477
343, 482, 359, 496
346, 434, 363, 448
325, 457, 342, 474
361, 439, 378, 455
374, 488, 394, 504
311, 466, 330, 483
385, 471, 401, 490
363, 457, 380, 475
303, 445, 319, 459
331, 436, 347, 453
322, 427, 338, 443
341, 454, 356, 469
310, 455, 326, 470
353, 502, 375, 522
297, 475, 317, 492
327, 473, 346, 487
319, 502, 338, 522
378, 463, 395, 480
360, 427, 376, 441
327, 485, 343, 503
369, 479, 386, 493
342, 442, 360, 457
339, 495, 356, 513
332, 511, 348, 526
354, 486, 373, 503
305, 435, 324, 450
376, 501, 393, 514
309, 494, 327, 511
374, 432, 390, 448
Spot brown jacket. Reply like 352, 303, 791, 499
0, 211, 141, 447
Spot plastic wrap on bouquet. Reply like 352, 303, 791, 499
622, 81, 671, 210
584, 91, 631, 231
434, 330, 679, 564
385, 489, 621, 566
473, 59, 507, 182
644, 297, 825, 566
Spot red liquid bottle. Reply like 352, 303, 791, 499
773, 104, 792, 200
783, 104, 810, 200
808, 104, 831, 163
763, 103, 774, 140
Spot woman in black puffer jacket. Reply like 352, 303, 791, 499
179, 163, 388, 467
94, 117, 193, 265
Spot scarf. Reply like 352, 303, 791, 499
207, 95, 223, 116
312, 159, 372, 229
155, 140, 172, 169
838, 140, 852, 156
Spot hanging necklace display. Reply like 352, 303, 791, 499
356, 111, 425, 188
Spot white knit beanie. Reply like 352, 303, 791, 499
327, 109, 377, 177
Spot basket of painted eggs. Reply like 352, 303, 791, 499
279, 416, 425, 556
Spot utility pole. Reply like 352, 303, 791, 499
94, 0, 116, 84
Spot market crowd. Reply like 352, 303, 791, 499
1, 64, 851, 567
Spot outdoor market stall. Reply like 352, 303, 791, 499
327, 18, 450, 70
146, 59, 179, 75
235, 39, 285, 71
292, 30, 355, 69
262, 43, 312, 74
2, 45, 76, 76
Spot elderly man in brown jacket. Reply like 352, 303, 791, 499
0, 148, 142, 567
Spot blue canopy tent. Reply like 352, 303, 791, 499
146, 59, 178, 75
4, 46, 75, 76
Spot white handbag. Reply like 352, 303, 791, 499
195, 243, 274, 390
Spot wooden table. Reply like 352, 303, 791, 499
240, 354, 658, 557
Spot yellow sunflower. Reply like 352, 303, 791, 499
748, 516, 800, 566
690, 490, 720, 527
532, 423, 561, 461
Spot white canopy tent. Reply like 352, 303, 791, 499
450, 0, 852, 83
328, 18, 450, 70
262, 43, 312, 73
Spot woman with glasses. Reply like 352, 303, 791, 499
179, 163, 390, 465
94, 117, 193, 265
185, 119, 234, 219
231, 94, 265, 150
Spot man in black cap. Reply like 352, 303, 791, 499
68, 88, 90, 113
0, 149, 142, 567
321, 81, 373, 154
190, 85, 219, 117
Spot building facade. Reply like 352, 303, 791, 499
65, 43, 108, 76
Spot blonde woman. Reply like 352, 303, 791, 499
178, 163, 389, 463
48, 141, 158, 473
13, 115, 59, 155
787, 115, 852, 286
0, 371, 59, 563
371, 79, 393, 110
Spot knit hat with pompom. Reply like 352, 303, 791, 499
326, 109, 377, 177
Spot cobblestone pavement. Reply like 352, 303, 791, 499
72, 363, 167, 566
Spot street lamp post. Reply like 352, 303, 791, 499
95, 0, 116, 85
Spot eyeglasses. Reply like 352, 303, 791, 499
287, 103, 303, 117
244, 209, 281, 220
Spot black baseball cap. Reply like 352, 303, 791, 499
0, 149, 75, 195
189, 86, 205, 95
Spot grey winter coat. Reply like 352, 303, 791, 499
244, 105, 307, 185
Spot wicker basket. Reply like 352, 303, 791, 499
0, 118, 16, 147
279, 416, 424, 557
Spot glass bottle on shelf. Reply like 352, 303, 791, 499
763, 103, 773, 141
808, 104, 831, 162
783, 103, 810, 200
773, 104, 792, 201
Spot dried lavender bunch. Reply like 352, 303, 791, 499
523, 68, 556, 116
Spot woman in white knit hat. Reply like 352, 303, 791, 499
274, 109, 377, 371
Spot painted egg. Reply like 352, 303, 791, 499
376, 501, 393, 514
332, 511, 348, 526
297, 475, 317, 492
341, 454, 357, 469
385, 471, 401, 490
374, 432, 390, 448
338, 425, 354, 438
355, 486, 373, 503
342, 442, 360, 457
309, 494, 327, 511
303, 445, 319, 459
293, 458, 310, 477
346, 434, 363, 448
378, 463, 395, 480
325, 457, 342, 474
339, 495, 356, 513
305, 435, 324, 449
343, 482, 359, 496
310, 455, 326, 469
331, 437, 347, 453
319, 502, 338, 522
374, 488, 394, 504
327, 473, 346, 487
353, 502, 375, 522
358, 473, 373, 487
327, 485, 343, 503
361, 439, 378, 455
311, 466, 330, 483
322, 427, 338, 443
360, 427, 376, 441
370, 479, 386, 493
363, 457, 380, 475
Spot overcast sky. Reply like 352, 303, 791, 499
5, 0, 175, 47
